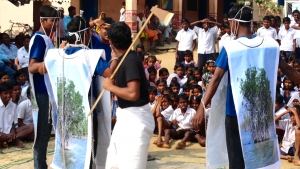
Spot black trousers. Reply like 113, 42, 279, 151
225, 115, 245, 169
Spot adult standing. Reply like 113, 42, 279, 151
119, 1, 126, 22
103, 22, 154, 169
63, 6, 76, 37
57, 8, 65, 45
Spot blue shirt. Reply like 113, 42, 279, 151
215, 37, 282, 116
0, 43, 18, 59
63, 15, 72, 36
0, 50, 10, 64
29, 31, 47, 94
89, 35, 112, 61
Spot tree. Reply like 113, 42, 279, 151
239, 67, 274, 143
57, 77, 87, 148
254, 0, 283, 21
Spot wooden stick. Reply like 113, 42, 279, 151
88, 12, 155, 116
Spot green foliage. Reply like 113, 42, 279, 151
254, 0, 283, 21
239, 67, 274, 143
57, 77, 87, 141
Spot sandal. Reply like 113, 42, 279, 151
175, 142, 186, 149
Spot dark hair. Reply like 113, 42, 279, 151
156, 78, 166, 86
102, 17, 115, 24
293, 10, 300, 15
185, 64, 195, 71
147, 67, 157, 74
178, 94, 189, 102
181, 18, 190, 24
183, 83, 191, 91
222, 22, 230, 28
275, 16, 281, 22
147, 55, 157, 63
68, 6, 76, 13
0, 82, 12, 93
174, 63, 184, 71
23, 35, 31, 41
294, 105, 300, 116
190, 95, 201, 104
223, 13, 228, 18
228, 4, 252, 26
283, 77, 295, 90
136, 52, 145, 63
162, 87, 172, 94
159, 68, 169, 76
282, 17, 291, 23
184, 50, 193, 57
122, 1, 125, 6
276, 94, 283, 104
208, 17, 216, 22
27, 86, 31, 96
288, 52, 298, 62
280, 50, 286, 57
0, 71, 9, 79
136, 44, 145, 51
14, 69, 27, 79
40, 5, 59, 18
192, 85, 203, 93
170, 93, 179, 101
66, 16, 89, 44
148, 86, 157, 94
10, 80, 20, 87
162, 94, 171, 102
1, 33, 9, 39
187, 75, 197, 83
107, 22, 132, 50
269, 15, 275, 20
170, 82, 180, 88
294, 59, 300, 66
253, 21, 257, 26
263, 16, 271, 21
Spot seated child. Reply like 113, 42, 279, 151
0, 82, 33, 148
156, 78, 167, 96
170, 82, 180, 95
193, 67, 202, 86
153, 94, 174, 145
0, 72, 10, 83
185, 64, 195, 77
166, 73, 180, 87
159, 68, 169, 80
143, 55, 161, 70
276, 106, 300, 165
157, 94, 196, 149
182, 83, 192, 96
187, 75, 198, 86
170, 93, 179, 110
17, 87, 33, 127
275, 94, 288, 144
192, 85, 203, 98
14, 69, 29, 98
146, 67, 158, 87
162, 87, 172, 95
11, 80, 27, 105
202, 60, 216, 91
181, 50, 197, 69
148, 86, 157, 111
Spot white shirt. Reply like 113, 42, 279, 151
21, 82, 29, 98
17, 99, 33, 125
17, 46, 29, 68
120, 8, 126, 21
279, 119, 297, 153
275, 107, 289, 129
257, 26, 278, 40
175, 28, 197, 51
278, 27, 296, 51
137, 17, 147, 30
149, 100, 156, 109
193, 26, 217, 54
221, 33, 232, 41
161, 105, 174, 120
0, 99, 17, 134
169, 107, 196, 130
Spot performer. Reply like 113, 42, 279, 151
28, 5, 59, 169
103, 22, 155, 169
193, 3, 300, 169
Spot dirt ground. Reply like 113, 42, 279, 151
0, 43, 297, 169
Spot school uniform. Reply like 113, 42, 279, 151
256, 26, 278, 40
279, 119, 297, 156
160, 105, 174, 121
275, 107, 289, 129
193, 26, 217, 71
17, 46, 29, 68
0, 43, 18, 59
0, 98, 17, 134
278, 27, 296, 56
175, 28, 197, 64
168, 107, 196, 130
17, 99, 33, 125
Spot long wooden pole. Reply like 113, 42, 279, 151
88, 12, 155, 116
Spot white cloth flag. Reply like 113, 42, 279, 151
44, 48, 104, 169
207, 36, 281, 169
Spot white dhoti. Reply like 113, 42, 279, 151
105, 104, 155, 169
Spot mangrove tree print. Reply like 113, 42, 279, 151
57, 77, 87, 147
239, 67, 274, 143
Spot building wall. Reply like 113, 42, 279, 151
0, 1, 34, 36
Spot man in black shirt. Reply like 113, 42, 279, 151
102, 22, 155, 169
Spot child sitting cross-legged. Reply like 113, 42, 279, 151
0, 82, 33, 148
153, 94, 174, 145
276, 106, 300, 165
157, 94, 196, 149
17, 87, 34, 129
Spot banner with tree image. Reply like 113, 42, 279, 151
224, 36, 281, 169
44, 49, 105, 169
